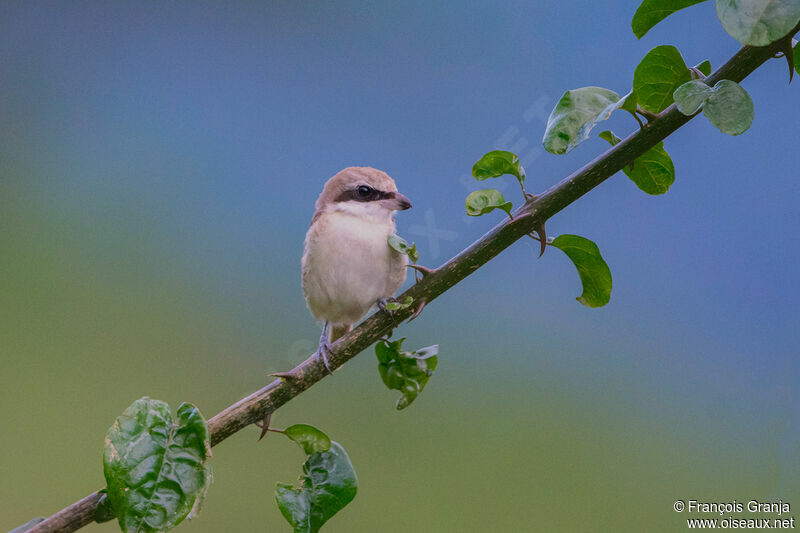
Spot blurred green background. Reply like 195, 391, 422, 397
2, 1, 798, 531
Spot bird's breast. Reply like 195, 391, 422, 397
302, 212, 407, 325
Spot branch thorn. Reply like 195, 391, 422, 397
270, 371, 297, 381
408, 264, 436, 278
255, 411, 272, 442
529, 222, 547, 257
408, 297, 427, 322
777, 36, 795, 83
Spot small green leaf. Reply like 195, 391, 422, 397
673, 79, 714, 115
542, 87, 622, 154
275, 441, 358, 533
407, 243, 419, 263
472, 150, 526, 186
694, 60, 713, 77
465, 189, 512, 217
631, 0, 710, 39
703, 79, 754, 135
8, 518, 46, 533
388, 234, 418, 263
375, 338, 439, 410
551, 235, 612, 308
716, 0, 800, 46
597, 130, 622, 146
284, 424, 332, 455
384, 296, 414, 311
633, 45, 692, 113
388, 234, 410, 254
103, 398, 212, 533
599, 131, 675, 195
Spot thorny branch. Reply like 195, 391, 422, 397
28, 26, 800, 533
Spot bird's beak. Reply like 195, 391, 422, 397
385, 192, 412, 211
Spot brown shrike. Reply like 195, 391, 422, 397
302, 167, 412, 372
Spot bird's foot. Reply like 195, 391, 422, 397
377, 297, 396, 315
378, 295, 415, 316
315, 336, 334, 375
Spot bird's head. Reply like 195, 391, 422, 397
315, 167, 412, 222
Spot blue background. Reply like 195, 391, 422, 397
2, 1, 798, 531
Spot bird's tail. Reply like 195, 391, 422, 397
330, 324, 352, 342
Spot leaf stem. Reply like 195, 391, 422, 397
635, 107, 659, 122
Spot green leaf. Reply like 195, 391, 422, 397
694, 59, 713, 77
597, 130, 621, 146
384, 295, 414, 311
673, 79, 714, 115
633, 45, 692, 113
103, 398, 212, 533
542, 87, 622, 154
631, 0, 710, 38
465, 189, 512, 217
551, 235, 612, 308
275, 441, 358, 533
599, 130, 675, 195
471, 150, 526, 187
8, 518, 46, 533
375, 338, 439, 410
794, 39, 800, 75
387, 234, 410, 254
674, 79, 754, 134
284, 424, 332, 455
407, 243, 419, 263
702, 79, 754, 135
387, 234, 418, 263
716, 0, 800, 46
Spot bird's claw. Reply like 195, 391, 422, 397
377, 297, 396, 316
316, 339, 334, 375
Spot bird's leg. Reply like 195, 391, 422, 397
377, 297, 396, 315
316, 321, 334, 375
376, 298, 398, 338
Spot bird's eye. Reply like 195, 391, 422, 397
357, 185, 373, 198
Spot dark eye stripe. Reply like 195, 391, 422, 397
333, 188, 396, 203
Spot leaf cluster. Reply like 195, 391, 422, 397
376, 338, 439, 410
